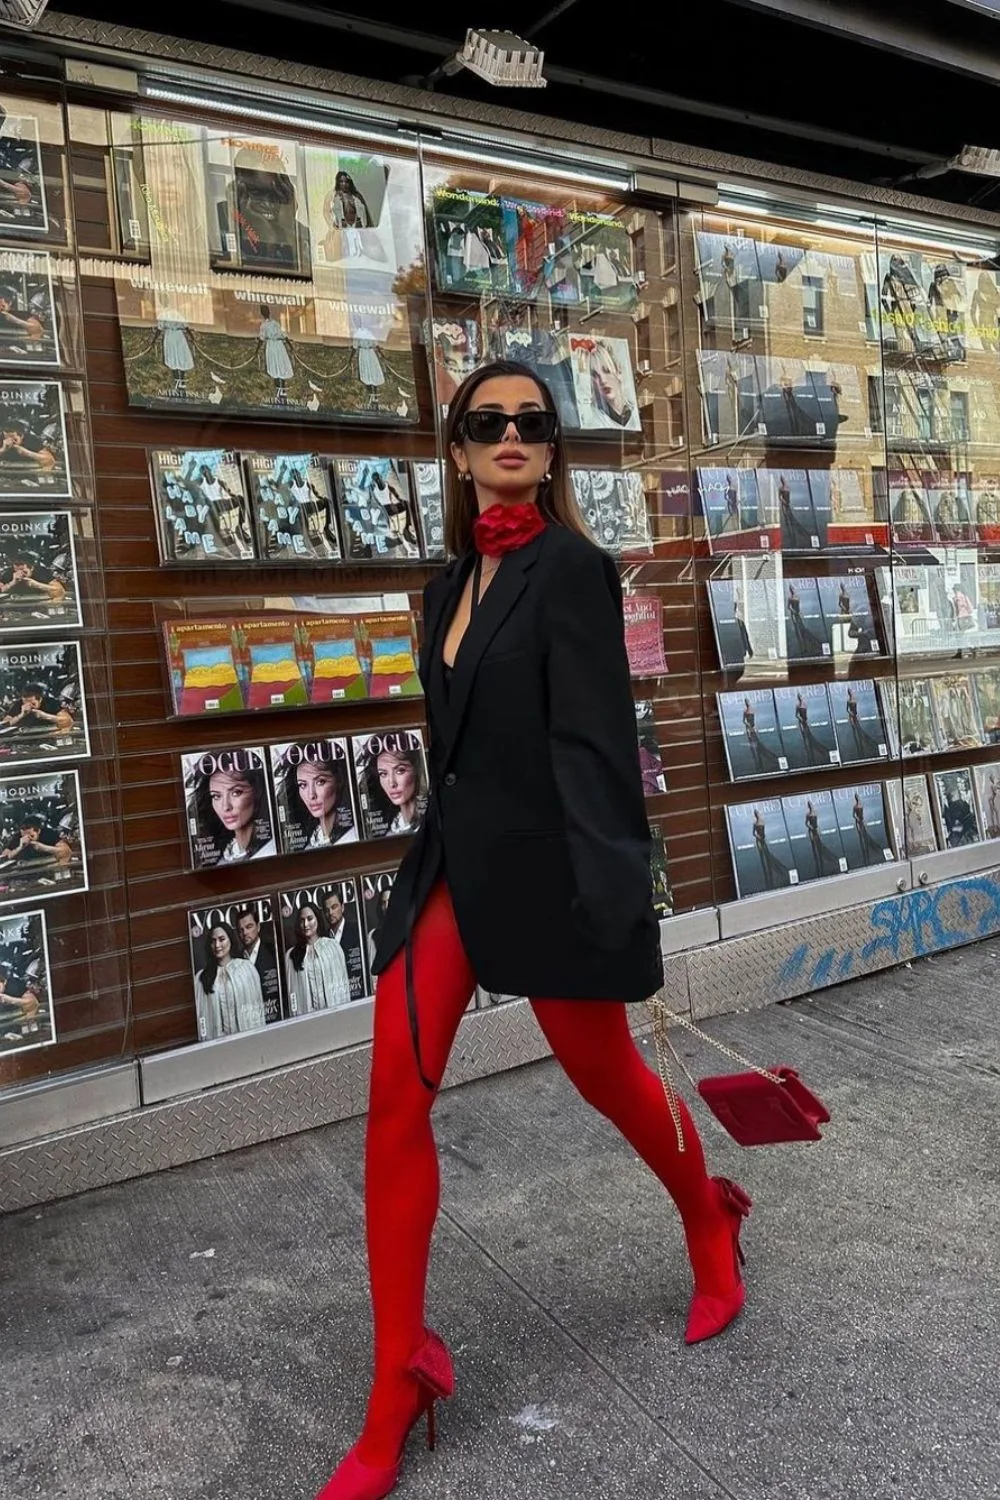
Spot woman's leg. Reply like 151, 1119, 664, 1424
529, 999, 737, 1298
358, 881, 476, 1466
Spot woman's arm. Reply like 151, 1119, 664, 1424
543, 540, 653, 949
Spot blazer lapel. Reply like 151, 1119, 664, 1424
440, 532, 545, 767
421, 556, 470, 694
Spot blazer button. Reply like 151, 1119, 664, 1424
443, 772, 457, 786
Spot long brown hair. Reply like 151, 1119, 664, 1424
443, 360, 588, 556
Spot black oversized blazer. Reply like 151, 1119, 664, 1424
370, 524, 664, 1002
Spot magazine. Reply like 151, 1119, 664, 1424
296, 615, 367, 704
761, 470, 826, 553
413, 461, 446, 559
899, 774, 939, 858
877, 679, 900, 759
202, 130, 312, 276
816, 574, 882, 658
0, 511, 80, 634
245, 452, 341, 563
181, 745, 276, 872
635, 700, 666, 796
571, 469, 652, 555
697, 467, 775, 554
333, 457, 421, 561
163, 619, 243, 718
362, 869, 397, 974
832, 783, 895, 870
279, 881, 362, 1015
783, 577, 831, 664
0, 114, 47, 236
188, 895, 284, 1038
829, 468, 889, 550
352, 728, 428, 841
896, 678, 942, 756
0, 907, 52, 1058
0, 381, 70, 500
931, 767, 982, 849
270, 737, 359, 855
564, 209, 638, 311
567, 333, 641, 434
725, 797, 796, 898
623, 593, 667, 678
717, 688, 788, 780
430, 186, 508, 296
430, 318, 483, 412
649, 824, 673, 917
361, 612, 421, 699
707, 559, 784, 669
694, 233, 764, 341
973, 666, 1000, 745
928, 673, 985, 751
0, 251, 59, 367
972, 763, 1000, 840
502, 197, 561, 300
236, 618, 309, 712
826, 679, 889, 767
0, 768, 87, 909
781, 790, 848, 884
0, 640, 88, 768
150, 448, 255, 564
773, 683, 839, 772
305, 147, 396, 274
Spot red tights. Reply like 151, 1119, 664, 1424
358, 881, 731, 1465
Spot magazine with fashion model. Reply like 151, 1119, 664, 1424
280, 878, 367, 1009
725, 797, 795, 898
352, 728, 428, 841
362, 869, 397, 973
773, 683, 839, 772
832, 784, 894, 870
181, 744, 277, 872
189, 895, 284, 1038
816, 574, 882, 658
972, 763, 1000, 840
899, 774, 939, 858
783, 577, 831, 664
0, 906, 52, 1058
928, 673, 985, 751
930, 767, 982, 849
150, 448, 255, 564
781, 790, 848, 884
0, 768, 87, 910
270, 736, 359, 855
826, 679, 888, 768
635, 700, 666, 796
707, 559, 784, 670
0, 640, 88, 768
717, 688, 788, 781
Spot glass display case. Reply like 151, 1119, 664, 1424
2, 33, 1000, 1119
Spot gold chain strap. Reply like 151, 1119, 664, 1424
647, 993, 785, 1153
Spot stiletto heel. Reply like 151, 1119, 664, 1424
684, 1177, 752, 1346
313, 1329, 454, 1500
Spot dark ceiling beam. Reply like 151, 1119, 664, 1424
215, 0, 940, 165
729, 0, 1000, 87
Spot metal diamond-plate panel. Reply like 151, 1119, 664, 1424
688, 871, 1000, 1019
38, 14, 1000, 232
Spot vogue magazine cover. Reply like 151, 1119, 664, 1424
352, 728, 428, 840
189, 895, 284, 1038
150, 448, 255, 564
245, 451, 341, 563
280, 879, 366, 1012
0, 906, 52, 1058
0, 640, 88, 768
270, 736, 359, 854
0, 381, 70, 500
0, 768, 87, 909
0, 511, 80, 633
362, 869, 397, 972
181, 744, 277, 872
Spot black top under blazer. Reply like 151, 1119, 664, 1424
371, 524, 665, 1002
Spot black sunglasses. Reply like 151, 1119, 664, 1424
461, 408, 558, 444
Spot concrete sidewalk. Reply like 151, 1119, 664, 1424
1, 943, 997, 1500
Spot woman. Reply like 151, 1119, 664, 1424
258, 304, 294, 403
284, 901, 351, 1014
359, 739, 427, 838
314, 360, 752, 1500
193, 922, 266, 1040
193, 760, 275, 866
324, 170, 375, 261
584, 339, 636, 429
283, 747, 357, 849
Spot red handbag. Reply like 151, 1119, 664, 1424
649, 997, 830, 1150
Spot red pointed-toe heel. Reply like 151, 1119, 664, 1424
685, 1177, 752, 1346
314, 1330, 454, 1500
